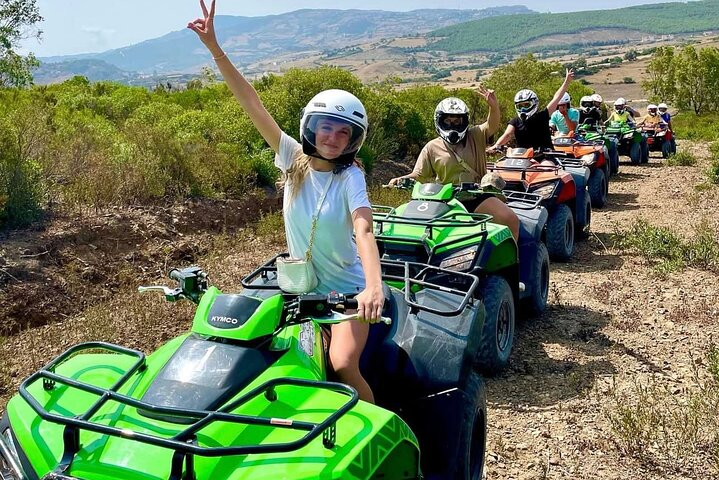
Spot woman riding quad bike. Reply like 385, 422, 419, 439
0, 262, 489, 479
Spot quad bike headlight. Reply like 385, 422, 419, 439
580, 153, 596, 166
438, 246, 479, 272
530, 182, 557, 199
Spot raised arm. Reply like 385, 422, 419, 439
546, 69, 575, 115
477, 84, 501, 136
188, 0, 281, 152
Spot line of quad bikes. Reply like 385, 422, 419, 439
0, 120, 675, 480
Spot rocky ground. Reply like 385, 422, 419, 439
1, 141, 718, 479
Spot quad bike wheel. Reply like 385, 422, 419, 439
475, 276, 515, 374
629, 142, 641, 165
641, 139, 650, 164
662, 140, 672, 159
547, 203, 575, 261
450, 372, 487, 480
588, 168, 607, 208
523, 241, 550, 317
610, 145, 620, 176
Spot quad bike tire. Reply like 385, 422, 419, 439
575, 193, 592, 241
547, 203, 575, 261
588, 168, 608, 208
662, 140, 672, 159
475, 275, 515, 375
609, 145, 620, 176
629, 142, 641, 165
522, 241, 550, 317
447, 372, 487, 480
641, 139, 650, 164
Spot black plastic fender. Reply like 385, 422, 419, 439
362, 287, 483, 404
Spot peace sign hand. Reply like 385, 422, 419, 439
187, 0, 220, 51
477, 84, 497, 107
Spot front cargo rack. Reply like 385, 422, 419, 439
19, 343, 358, 480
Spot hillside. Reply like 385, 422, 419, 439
428, 0, 719, 53
38, 7, 531, 77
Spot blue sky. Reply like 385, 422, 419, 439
21, 0, 690, 57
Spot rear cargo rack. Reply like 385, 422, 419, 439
20, 344, 358, 480
242, 256, 478, 317
370, 208, 491, 259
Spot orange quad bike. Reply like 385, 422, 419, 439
488, 147, 592, 262
551, 134, 610, 208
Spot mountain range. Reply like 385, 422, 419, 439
35, 6, 531, 84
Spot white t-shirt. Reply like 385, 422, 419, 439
274, 132, 370, 294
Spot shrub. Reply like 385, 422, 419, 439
665, 150, 697, 166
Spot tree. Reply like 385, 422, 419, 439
0, 0, 42, 87
642, 46, 676, 103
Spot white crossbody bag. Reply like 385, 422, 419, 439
276, 174, 334, 294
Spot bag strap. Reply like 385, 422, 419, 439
305, 174, 334, 261
449, 146, 481, 180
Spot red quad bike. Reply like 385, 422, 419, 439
552, 134, 611, 208
489, 148, 592, 262
642, 124, 675, 159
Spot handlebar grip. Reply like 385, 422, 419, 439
344, 298, 359, 310
169, 269, 183, 282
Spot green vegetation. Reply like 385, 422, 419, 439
428, 0, 719, 53
0, 0, 42, 87
615, 219, 719, 274
671, 112, 719, 141
606, 345, 719, 472
644, 45, 719, 115
665, 150, 697, 166
0, 56, 589, 229
709, 142, 719, 184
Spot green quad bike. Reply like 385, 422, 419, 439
373, 180, 550, 374
575, 120, 620, 176
605, 120, 647, 165
0, 261, 488, 480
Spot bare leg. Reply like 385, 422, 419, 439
475, 196, 520, 242
328, 319, 374, 403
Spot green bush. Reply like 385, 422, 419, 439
672, 113, 719, 142
665, 150, 697, 166
616, 219, 719, 274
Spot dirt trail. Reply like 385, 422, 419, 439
485, 141, 719, 479
1, 141, 718, 479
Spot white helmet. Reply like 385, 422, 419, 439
580, 95, 594, 112
300, 89, 368, 168
614, 97, 627, 112
658, 102, 668, 112
434, 97, 470, 145
559, 92, 571, 106
647, 104, 658, 116
591, 93, 603, 105
514, 89, 539, 120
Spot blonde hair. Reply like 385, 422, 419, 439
278, 154, 312, 202
278, 155, 364, 202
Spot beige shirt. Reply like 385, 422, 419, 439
411, 117, 500, 185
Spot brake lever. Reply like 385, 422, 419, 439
314, 311, 392, 325
138, 285, 183, 302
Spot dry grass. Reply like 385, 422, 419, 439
605, 345, 719, 475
